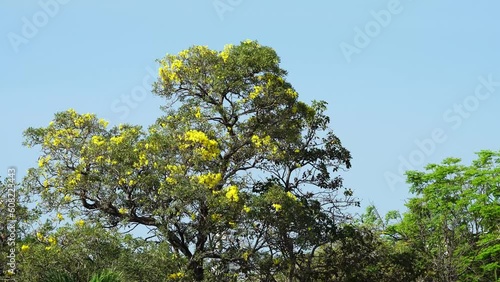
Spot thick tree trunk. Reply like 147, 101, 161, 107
189, 259, 204, 281
189, 203, 209, 281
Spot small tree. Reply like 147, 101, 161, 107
389, 150, 500, 282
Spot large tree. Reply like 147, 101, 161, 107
22, 40, 354, 280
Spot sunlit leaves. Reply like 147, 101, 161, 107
393, 150, 500, 281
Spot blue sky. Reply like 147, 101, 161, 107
2, 0, 500, 216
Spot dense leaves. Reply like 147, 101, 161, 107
3, 41, 498, 281
388, 150, 500, 282
19, 40, 354, 281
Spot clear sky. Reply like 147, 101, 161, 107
2, 0, 500, 216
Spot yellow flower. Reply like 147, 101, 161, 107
197, 173, 222, 189
211, 213, 222, 222
91, 135, 105, 146
225, 185, 239, 202
251, 134, 271, 149
242, 251, 250, 261
76, 219, 85, 227
220, 44, 233, 62
98, 118, 109, 128
52, 137, 61, 146
118, 207, 128, 215
272, 203, 282, 212
110, 135, 124, 144
56, 213, 64, 221
36, 232, 44, 241
48, 236, 57, 245
138, 152, 149, 166
64, 195, 72, 202
179, 49, 189, 58
285, 88, 298, 98
171, 59, 183, 71
45, 246, 52, 251
38, 156, 51, 167
195, 107, 202, 119
249, 85, 263, 99
286, 191, 297, 201
180, 130, 220, 160
168, 272, 185, 279
243, 205, 251, 213
21, 244, 29, 252
166, 177, 177, 185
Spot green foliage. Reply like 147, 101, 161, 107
9, 39, 500, 281
21, 40, 354, 280
389, 150, 500, 282
42, 271, 75, 282
15, 222, 179, 282
89, 270, 122, 282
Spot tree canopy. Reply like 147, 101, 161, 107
20, 40, 355, 281
1, 40, 498, 282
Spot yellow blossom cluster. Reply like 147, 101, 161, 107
118, 207, 128, 215
158, 56, 183, 83
159, 67, 180, 83
211, 213, 222, 222
286, 191, 297, 201
76, 219, 85, 227
285, 88, 298, 98
249, 85, 264, 99
66, 172, 82, 188
168, 272, 185, 279
171, 59, 183, 71
98, 118, 109, 127
91, 135, 106, 146
36, 232, 58, 251
195, 107, 202, 119
196, 172, 222, 189
110, 135, 124, 144
242, 251, 251, 261
251, 134, 271, 149
178, 49, 189, 58
219, 44, 233, 62
38, 155, 51, 167
180, 130, 220, 160
134, 151, 149, 168
272, 203, 282, 212
225, 185, 239, 202
193, 45, 217, 56
44, 128, 81, 147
